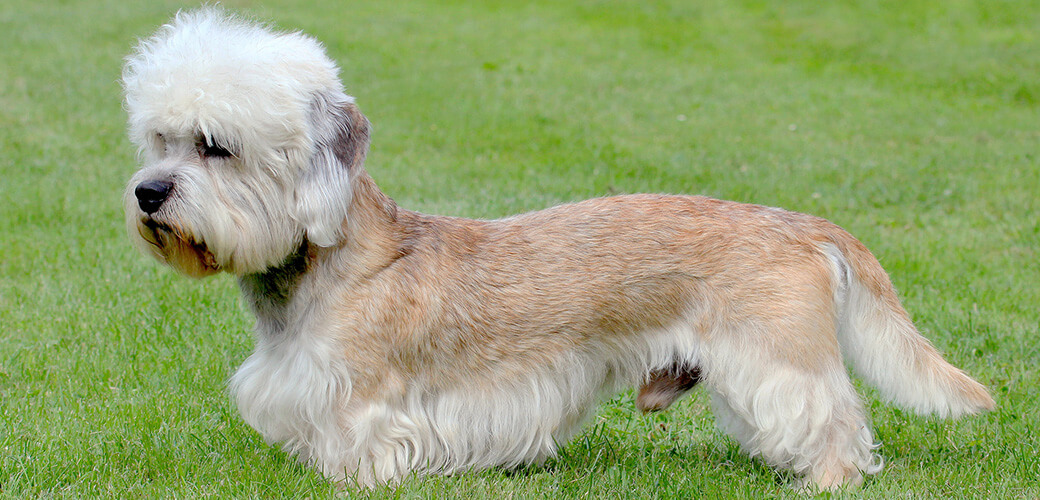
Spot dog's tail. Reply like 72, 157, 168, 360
824, 236, 995, 418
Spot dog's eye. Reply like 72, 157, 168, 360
201, 143, 233, 159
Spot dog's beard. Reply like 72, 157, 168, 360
137, 217, 220, 278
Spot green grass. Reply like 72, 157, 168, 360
1, 0, 1037, 497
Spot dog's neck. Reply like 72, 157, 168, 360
239, 242, 308, 332
239, 169, 412, 337
317, 169, 414, 278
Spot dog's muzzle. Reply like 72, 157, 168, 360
135, 179, 174, 214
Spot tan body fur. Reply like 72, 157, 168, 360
123, 9, 994, 491
326, 181, 847, 396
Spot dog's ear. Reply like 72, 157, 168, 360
295, 94, 370, 247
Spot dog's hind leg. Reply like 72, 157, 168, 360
705, 330, 882, 491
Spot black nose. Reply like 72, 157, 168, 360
135, 180, 174, 214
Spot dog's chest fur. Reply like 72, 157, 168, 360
230, 245, 352, 468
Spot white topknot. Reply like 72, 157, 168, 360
122, 7, 348, 160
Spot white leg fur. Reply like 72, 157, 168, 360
705, 332, 881, 489
230, 334, 352, 472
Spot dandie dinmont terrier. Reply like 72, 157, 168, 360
122, 8, 994, 490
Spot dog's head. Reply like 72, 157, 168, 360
122, 8, 368, 277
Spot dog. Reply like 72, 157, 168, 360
122, 8, 994, 490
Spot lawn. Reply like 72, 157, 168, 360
1, 0, 1037, 497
